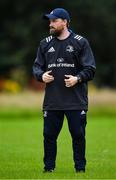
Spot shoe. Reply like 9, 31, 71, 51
76, 169, 85, 173
43, 169, 54, 173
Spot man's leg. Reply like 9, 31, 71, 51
43, 110, 64, 171
65, 110, 87, 171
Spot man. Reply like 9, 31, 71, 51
33, 8, 96, 173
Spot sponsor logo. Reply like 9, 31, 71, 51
44, 111, 48, 117
81, 110, 86, 115
66, 45, 74, 52
46, 36, 53, 43
50, 11, 53, 14
57, 58, 64, 62
48, 63, 75, 68
48, 47, 55, 52
74, 35, 83, 41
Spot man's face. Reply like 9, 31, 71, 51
49, 18, 67, 36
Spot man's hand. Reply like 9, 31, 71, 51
42, 70, 54, 83
64, 75, 78, 87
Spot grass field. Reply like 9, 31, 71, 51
0, 91, 116, 179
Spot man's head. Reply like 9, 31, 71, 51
43, 8, 70, 36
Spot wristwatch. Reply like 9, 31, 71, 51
77, 75, 82, 83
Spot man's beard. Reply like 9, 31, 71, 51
49, 27, 63, 37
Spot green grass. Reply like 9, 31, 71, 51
0, 108, 116, 179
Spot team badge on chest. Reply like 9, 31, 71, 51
66, 45, 74, 52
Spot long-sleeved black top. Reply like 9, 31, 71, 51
33, 32, 96, 110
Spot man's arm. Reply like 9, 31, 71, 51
33, 45, 54, 83
33, 46, 45, 82
77, 39, 96, 83
64, 39, 96, 87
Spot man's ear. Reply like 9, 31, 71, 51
63, 19, 67, 24
64, 19, 69, 27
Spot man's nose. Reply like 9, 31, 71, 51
49, 21, 53, 27
49, 23, 52, 27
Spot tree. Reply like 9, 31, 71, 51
0, 0, 116, 87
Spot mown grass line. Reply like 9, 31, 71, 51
0, 105, 116, 120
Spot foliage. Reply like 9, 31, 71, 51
0, 0, 116, 87
0, 79, 21, 93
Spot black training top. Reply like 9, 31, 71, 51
33, 31, 96, 110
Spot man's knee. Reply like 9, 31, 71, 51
71, 127, 85, 140
43, 128, 58, 140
